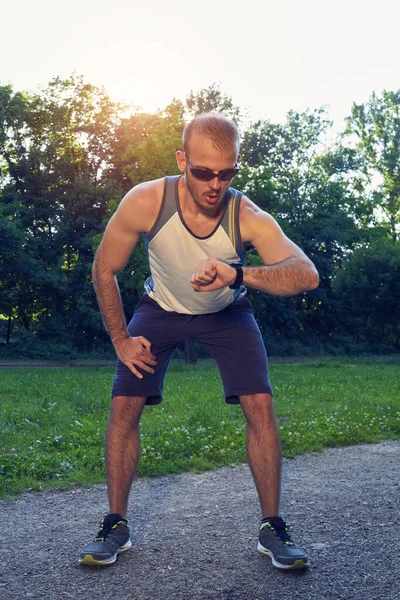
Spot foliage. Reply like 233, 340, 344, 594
1, 77, 400, 356
184, 83, 244, 125
333, 239, 400, 348
0, 76, 123, 348
112, 103, 184, 189
238, 109, 372, 346
344, 90, 400, 239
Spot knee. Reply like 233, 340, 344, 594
240, 393, 276, 427
110, 395, 146, 427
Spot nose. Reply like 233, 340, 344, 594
209, 175, 221, 190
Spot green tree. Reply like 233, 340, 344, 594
0, 77, 123, 350
0, 201, 24, 342
184, 83, 244, 124
236, 108, 370, 351
344, 90, 400, 240
333, 239, 400, 349
119, 103, 184, 187
3, 77, 397, 357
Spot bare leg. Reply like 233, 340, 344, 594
240, 393, 281, 519
106, 395, 147, 518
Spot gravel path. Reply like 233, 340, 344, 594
1, 440, 399, 600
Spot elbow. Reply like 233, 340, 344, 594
91, 256, 109, 289
295, 262, 319, 294
92, 259, 100, 285
92, 256, 118, 287
297, 258, 319, 293
308, 267, 319, 291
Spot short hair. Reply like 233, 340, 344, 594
182, 113, 240, 155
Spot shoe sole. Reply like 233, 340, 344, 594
257, 542, 309, 569
79, 540, 132, 566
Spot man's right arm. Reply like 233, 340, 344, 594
92, 183, 159, 379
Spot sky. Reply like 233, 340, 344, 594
1, 0, 399, 131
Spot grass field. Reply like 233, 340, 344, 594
1, 357, 399, 499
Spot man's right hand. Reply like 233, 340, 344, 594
115, 336, 157, 379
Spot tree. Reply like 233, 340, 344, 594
344, 90, 400, 240
333, 239, 400, 349
236, 108, 370, 350
2, 77, 398, 357
0, 201, 24, 342
0, 77, 123, 349
116, 103, 184, 187
184, 83, 244, 125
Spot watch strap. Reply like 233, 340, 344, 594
229, 262, 244, 289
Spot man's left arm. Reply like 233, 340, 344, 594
238, 204, 319, 295
190, 201, 319, 296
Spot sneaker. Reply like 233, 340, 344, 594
257, 516, 309, 569
79, 513, 132, 566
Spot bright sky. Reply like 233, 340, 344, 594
1, 0, 399, 130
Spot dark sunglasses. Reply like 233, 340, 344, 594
186, 157, 239, 182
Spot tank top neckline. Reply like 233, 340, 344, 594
175, 175, 230, 241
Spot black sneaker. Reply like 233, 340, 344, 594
257, 516, 309, 569
79, 513, 132, 566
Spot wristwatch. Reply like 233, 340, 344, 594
229, 262, 244, 289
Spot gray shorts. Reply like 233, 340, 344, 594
112, 294, 272, 405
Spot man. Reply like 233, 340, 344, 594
79, 113, 319, 570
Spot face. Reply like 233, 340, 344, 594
176, 134, 239, 213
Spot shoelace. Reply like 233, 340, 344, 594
261, 522, 294, 546
94, 520, 121, 542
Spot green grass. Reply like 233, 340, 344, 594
1, 357, 399, 499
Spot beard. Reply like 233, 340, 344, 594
184, 172, 226, 212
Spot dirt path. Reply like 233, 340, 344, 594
1, 440, 399, 600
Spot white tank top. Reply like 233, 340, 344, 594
143, 176, 249, 314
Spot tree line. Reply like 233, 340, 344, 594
0, 76, 399, 358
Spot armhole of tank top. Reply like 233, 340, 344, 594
232, 191, 251, 260
145, 176, 169, 243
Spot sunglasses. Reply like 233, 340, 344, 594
186, 157, 239, 182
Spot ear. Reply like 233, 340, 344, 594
176, 150, 186, 173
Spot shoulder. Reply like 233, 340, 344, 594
237, 195, 309, 264
238, 195, 281, 245
112, 178, 165, 235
